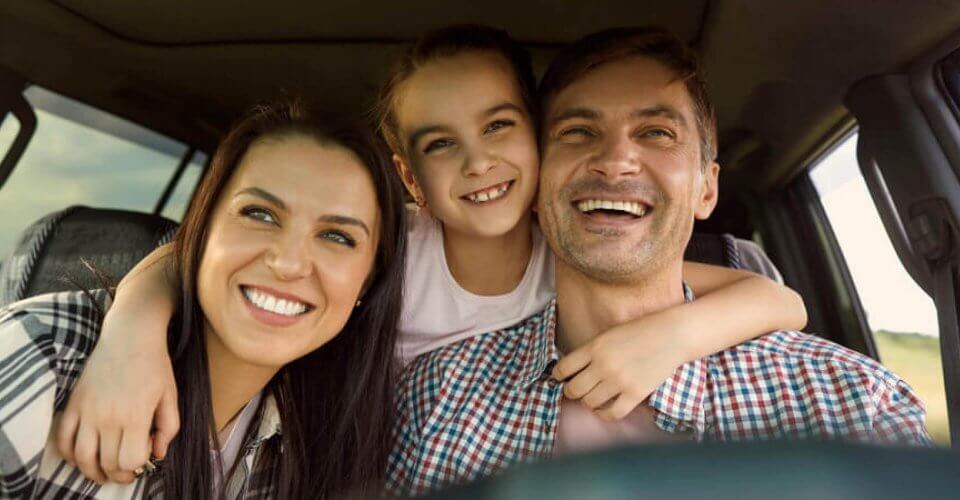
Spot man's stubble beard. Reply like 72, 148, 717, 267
552, 200, 691, 286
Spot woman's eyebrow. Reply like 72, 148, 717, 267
236, 187, 286, 210
318, 215, 370, 236
235, 187, 370, 236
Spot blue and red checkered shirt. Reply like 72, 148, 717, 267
386, 294, 932, 496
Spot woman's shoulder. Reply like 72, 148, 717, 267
0, 289, 110, 353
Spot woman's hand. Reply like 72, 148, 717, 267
552, 313, 686, 421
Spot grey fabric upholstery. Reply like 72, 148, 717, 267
684, 233, 783, 283
0, 206, 178, 306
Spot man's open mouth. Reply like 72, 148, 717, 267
575, 199, 650, 220
461, 180, 513, 204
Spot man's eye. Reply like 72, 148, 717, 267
423, 138, 454, 154
484, 119, 515, 134
319, 230, 356, 247
642, 128, 673, 139
240, 206, 277, 225
559, 127, 595, 139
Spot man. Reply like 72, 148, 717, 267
386, 27, 931, 497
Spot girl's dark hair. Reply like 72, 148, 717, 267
150, 100, 406, 499
373, 24, 537, 157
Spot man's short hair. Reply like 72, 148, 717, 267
538, 27, 717, 167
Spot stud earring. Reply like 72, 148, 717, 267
355, 299, 362, 307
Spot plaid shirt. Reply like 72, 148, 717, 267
386, 292, 932, 496
0, 290, 283, 499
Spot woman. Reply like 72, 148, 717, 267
0, 100, 406, 499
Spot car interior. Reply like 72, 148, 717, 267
1, 1, 959, 493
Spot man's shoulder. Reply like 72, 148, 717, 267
717, 330, 899, 386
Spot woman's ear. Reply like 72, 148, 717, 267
393, 154, 426, 208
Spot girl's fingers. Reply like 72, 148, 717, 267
55, 408, 80, 466
99, 427, 128, 483
552, 347, 591, 381
596, 392, 644, 422
74, 420, 107, 484
151, 387, 180, 459
563, 367, 599, 400
117, 425, 151, 482
580, 381, 619, 410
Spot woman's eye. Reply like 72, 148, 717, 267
240, 206, 277, 225
483, 119, 515, 134
319, 230, 356, 247
423, 138, 454, 154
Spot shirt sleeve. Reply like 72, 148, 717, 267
384, 361, 427, 497
0, 292, 103, 497
871, 377, 935, 446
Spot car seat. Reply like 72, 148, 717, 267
0, 206, 177, 306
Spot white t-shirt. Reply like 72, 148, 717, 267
397, 209, 555, 364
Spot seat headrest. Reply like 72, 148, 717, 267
0, 206, 178, 306
684, 233, 784, 284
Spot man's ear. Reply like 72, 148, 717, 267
393, 153, 425, 207
694, 161, 720, 220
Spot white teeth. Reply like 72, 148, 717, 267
575, 199, 648, 217
465, 182, 511, 203
243, 287, 308, 316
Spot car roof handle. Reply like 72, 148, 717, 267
0, 67, 37, 191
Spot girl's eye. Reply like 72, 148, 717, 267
319, 230, 356, 248
483, 119, 515, 134
240, 206, 277, 225
423, 138, 454, 154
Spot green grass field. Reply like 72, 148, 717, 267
873, 330, 949, 444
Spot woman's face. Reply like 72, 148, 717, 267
394, 50, 539, 238
197, 135, 380, 369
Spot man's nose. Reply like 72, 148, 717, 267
589, 133, 643, 179
461, 147, 497, 177
266, 231, 311, 280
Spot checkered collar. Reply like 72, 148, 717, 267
542, 283, 709, 435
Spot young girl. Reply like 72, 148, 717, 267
0, 101, 406, 498
57, 26, 807, 483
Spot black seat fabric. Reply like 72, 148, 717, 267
684, 233, 783, 283
0, 206, 178, 306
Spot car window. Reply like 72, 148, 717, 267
810, 132, 948, 444
0, 86, 200, 259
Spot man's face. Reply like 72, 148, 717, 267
537, 55, 719, 284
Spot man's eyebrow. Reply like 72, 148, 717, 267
235, 187, 370, 236
548, 107, 601, 126
631, 104, 687, 127
236, 187, 286, 210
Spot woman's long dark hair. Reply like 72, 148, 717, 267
149, 100, 406, 499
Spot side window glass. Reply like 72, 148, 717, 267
810, 132, 948, 444
0, 86, 198, 258
160, 152, 207, 221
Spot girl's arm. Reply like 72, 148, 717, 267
55, 244, 180, 484
553, 261, 807, 421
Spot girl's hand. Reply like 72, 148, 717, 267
55, 244, 180, 484
55, 309, 179, 484
552, 316, 686, 421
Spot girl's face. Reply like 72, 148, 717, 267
393, 50, 539, 238
197, 135, 380, 369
